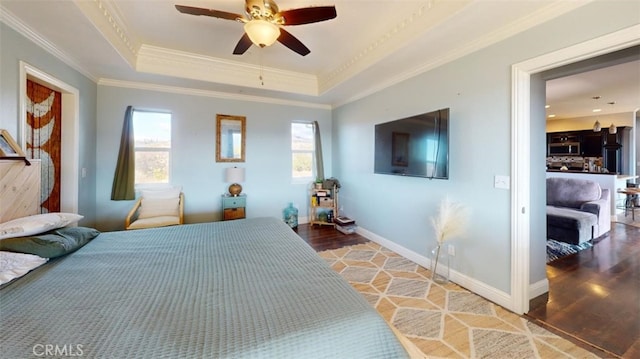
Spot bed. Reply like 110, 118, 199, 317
0, 215, 410, 358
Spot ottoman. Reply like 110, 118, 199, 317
547, 206, 597, 245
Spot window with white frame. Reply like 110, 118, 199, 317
133, 110, 171, 185
291, 122, 315, 181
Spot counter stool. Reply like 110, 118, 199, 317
618, 187, 640, 220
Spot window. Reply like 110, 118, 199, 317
133, 110, 171, 184
291, 122, 315, 181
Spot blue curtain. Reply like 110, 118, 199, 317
111, 106, 135, 200
313, 121, 324, 180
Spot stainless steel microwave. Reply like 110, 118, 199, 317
548, 142, 580, 156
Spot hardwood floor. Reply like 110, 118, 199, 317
295, 221, 640, 358
527, 222, 640, 358
294, 223, 368, 251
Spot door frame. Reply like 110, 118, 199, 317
510, 24, 640, 314
19, 62, 79, 214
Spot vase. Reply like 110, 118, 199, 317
430, 244, 449, 284
283, 203, 298, 229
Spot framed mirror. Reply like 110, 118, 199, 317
216, 114, 245, 162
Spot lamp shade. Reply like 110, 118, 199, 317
225, 167, 245, 196
225, 167, 245, 183
244, 20, 280, 47
609, 123, 617, 134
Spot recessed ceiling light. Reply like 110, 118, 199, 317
545, 105, 550, 109
548, 114, 556, 118
593, 109, 602, 112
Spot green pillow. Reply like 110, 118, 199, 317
0, 227, 100, 258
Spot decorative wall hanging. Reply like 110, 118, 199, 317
26, 79, 62, 213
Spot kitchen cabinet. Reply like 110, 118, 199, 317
546, 130, 605, 157
548, 132, 580, 143
580, 131, 604, 157
603, 127, 627, 174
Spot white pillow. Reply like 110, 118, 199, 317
0, 213, 84, 240
0, 251, 48, 285
138, 198, 180, 219
141, 186, 181, 200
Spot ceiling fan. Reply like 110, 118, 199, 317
175, 0, 337, 56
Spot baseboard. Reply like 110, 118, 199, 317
356, 226, 514, 311
529, 278, 549, 299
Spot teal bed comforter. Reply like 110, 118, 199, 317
1, 217, 408, 358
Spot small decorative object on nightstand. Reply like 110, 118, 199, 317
222, 194, 246, 220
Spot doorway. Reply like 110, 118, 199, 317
510, 25, 640, 314
18, 62, 80, 214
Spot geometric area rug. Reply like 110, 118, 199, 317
546, 238, 593, 263
319, 242, 600, 358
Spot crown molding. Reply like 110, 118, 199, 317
136, 45, 319, 96
0, 5, 97, 82
333, 0, 591, 107
72, 0, 138, 68
318, 0, 471, 94
98, 78, 331, 110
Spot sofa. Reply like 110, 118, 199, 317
546, 177, 611, 245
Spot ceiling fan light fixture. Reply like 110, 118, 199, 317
244, 20, 280, 47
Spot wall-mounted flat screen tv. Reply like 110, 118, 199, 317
374, 108, 449, 179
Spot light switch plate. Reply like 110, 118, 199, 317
494, 175, 510, 189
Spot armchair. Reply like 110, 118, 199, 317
125, 187, 184, 230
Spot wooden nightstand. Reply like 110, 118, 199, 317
222, 194, 246, 220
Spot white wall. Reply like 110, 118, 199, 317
332, 1, 640, 294
95, 85, 332, 231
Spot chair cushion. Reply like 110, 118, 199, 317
138, 197, 180, 219
140, 186, 182, 200
127, 216, 180, 230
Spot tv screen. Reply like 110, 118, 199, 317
374, 108, 449, 179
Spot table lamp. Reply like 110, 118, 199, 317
225, 167, 245, 196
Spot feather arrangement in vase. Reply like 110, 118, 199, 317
430, 197, 469, 283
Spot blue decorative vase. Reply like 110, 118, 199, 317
283, 203, 298, 228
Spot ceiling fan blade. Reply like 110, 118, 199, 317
277, 28, 310, 56
279, 6, 337, 25
233, 33, 253, 55
175, 5, 242, 21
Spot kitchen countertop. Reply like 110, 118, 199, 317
546, 169, 616, 175
546, 170, 638, 181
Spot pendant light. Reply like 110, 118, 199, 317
593, 120, 601, 132
592, 96, 602, 132
607, 102, 616, 134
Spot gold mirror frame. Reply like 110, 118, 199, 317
216, 114, 246, 162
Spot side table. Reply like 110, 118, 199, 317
222, 194, 246, 221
